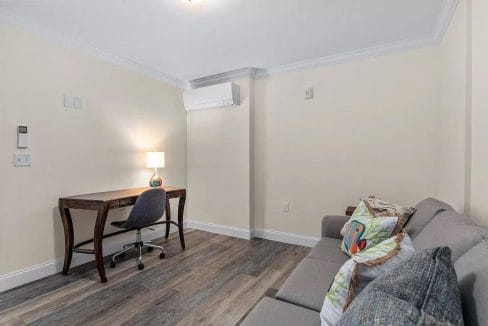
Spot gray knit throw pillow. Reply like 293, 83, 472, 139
338, 247, 464, 326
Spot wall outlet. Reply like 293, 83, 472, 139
282, 201, 290, 212
304, 87, 314, 100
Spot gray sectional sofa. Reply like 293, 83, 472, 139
241, 198, 488, 325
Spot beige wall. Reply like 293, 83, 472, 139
185, 1, 488, 238
434, 0, 488, 225
470, 0, 488, 224
186, 78, 252, 231
437, 0, 488, 225
437, 0, 467, 212
253, 48, 440, 237
187, 49, 445, 239
5, 0, 485, 278
0, 25, 187, 274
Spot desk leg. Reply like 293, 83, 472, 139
165, 198, 171, 239
177, 195, 186, 250
94, 206, 109, 283
60, 206, 74, 275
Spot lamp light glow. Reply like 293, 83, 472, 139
146, 152, 165, 169
146, 152, 165, 187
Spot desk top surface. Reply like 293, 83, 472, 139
60, 186, 184, 202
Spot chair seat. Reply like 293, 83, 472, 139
111, 220, 129, 229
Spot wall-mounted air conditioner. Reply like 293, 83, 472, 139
183, 82, 240, 111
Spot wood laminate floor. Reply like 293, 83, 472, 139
0, 230, 310, 326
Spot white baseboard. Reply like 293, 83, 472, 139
186, 219, 319, 247
186, 219, 252, 240
0, 226, 175, 293
252, 228, 320, 248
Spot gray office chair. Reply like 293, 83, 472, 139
110, 188, 166, 270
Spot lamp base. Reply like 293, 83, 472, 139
149, 170, 163, 188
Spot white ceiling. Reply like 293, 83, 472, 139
0, 0, 457, 87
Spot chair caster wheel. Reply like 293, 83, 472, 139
138, 263, 144, 270
147, 247, 153, 252
159, 252, 166, 259
110, 261, 116, 268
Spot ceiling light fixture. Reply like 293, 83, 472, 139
180, 0, 208, 8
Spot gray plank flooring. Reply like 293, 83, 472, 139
0, 230, 309, 325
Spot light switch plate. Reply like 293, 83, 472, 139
73, 97, 82, 109
14, 153, 31, 167
64, 95, 74, 108
282, 201, 290, 212
64, 95, 82, 109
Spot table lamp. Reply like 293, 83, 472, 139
146, 152, 165, 187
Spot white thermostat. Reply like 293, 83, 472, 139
17, 126, 28, 148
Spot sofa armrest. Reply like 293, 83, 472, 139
321, 215, 350, 239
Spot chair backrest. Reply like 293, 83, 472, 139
125, 188, 166, 229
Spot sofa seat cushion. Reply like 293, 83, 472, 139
307, 237, 349, 265
455, 240, 488, 326
276, 258, 341, 312
405, 198, 454, 239
412, 210, 486, 261
240, 297, 320, 326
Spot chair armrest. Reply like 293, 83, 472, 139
321, 215, 350, 239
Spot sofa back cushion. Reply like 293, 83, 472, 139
412, 210, 486, 262
405, 198, 453, 238
455, 240, 488, 326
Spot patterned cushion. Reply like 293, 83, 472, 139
340, 201, 398, 256
337, 247, 463, 326
321, 232, 414, 325
363, 196, 415, 234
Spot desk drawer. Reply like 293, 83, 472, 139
117, 198, 137, 207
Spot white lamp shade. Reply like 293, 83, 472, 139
146, 152, 165, 168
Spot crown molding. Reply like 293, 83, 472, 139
0, 10, 187, 89
434, 0, 460, 42
1, 0, 459, 89
254, 0, 460, 79
254, 35, 438, 79
192, 1, 458, 84
189, 67, 266, 88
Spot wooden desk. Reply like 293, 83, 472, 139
59, 187, 186, 283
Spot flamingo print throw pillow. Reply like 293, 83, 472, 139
340, 201, 398, 257
321, 232, 415, 326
